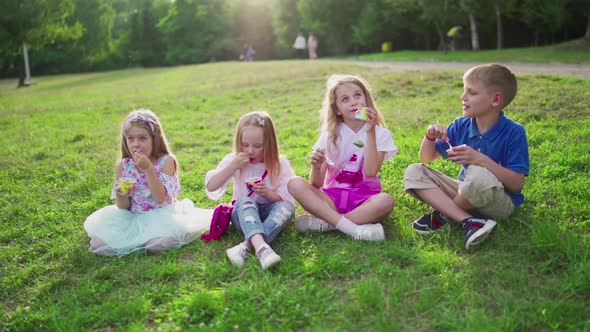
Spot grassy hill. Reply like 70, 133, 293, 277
354, 38, 590, 63
1, 59, 589, 331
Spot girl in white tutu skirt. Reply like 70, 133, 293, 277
84, 109, 213, 256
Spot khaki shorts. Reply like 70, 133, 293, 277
403, 163, 514, 219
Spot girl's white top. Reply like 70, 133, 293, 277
205, 154, 296, 204
313, 122, 398, 187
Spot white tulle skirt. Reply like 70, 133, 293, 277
84, 199, 213, 257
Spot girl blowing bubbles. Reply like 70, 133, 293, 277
84, 109, 213, 256
288, 74, 398, 241
206, 111, 295, 270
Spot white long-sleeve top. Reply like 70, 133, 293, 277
205, 153, 296, 204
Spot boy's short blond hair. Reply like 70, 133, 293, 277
464, 64, 517, 108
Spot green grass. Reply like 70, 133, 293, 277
354, 38, 590, 63
1, 59, 590, 331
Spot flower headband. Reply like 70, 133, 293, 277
125, 114, 157, 136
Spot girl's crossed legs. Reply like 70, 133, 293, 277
288, 177, 393, 241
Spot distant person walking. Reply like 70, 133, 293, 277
446, 25, 464, 52
240, 44, 248, 61
307, 32, 318, 60
293, 32, 306, 59
241, 44, 256, 62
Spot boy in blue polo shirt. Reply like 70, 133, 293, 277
404, 63, 529, 249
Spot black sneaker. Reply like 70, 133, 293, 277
413, 210, 451, 235
462, 217, 497, 249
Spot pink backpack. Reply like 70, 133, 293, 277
200, 170, 267, 242
200, 202, 233, 242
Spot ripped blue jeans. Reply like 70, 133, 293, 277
231, 196, 295, 243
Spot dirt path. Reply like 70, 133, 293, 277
338, 60, 590, 79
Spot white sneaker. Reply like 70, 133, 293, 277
226, 243, 249, 266
352, 223, 385, 241
257, 246, 281, 270
294, 214, 335, 233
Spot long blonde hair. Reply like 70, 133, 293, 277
233, 111, 281, 184
320, 74, 386, 148
120, 109, 176, 171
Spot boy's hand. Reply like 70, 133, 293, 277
446, 144, 489, 166
426, 124, 448, 142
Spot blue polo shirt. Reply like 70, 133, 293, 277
435, 112, 529, 207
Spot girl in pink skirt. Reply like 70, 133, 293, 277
288, 74, 398, 241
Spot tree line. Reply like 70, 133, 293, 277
1, 0, 589, 86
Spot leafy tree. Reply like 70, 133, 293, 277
297, 0, 364, 55
0, 0, 82, 86
352, 0, 426, 51
521, 0, 571, 45
69, 0, 115, 68
127, 8, 143, 65
492, 0, 518, 49
352, 2, 383, 51
459, 0, 484, 50
567, 0, 590, 40
140, 0, 165, 66
417, 0, 463, 50
2, 0, 589, 77
270, 0, 300, 58
393, 0, 438, 49
230, 0, 275, 60
127, 0, 166, 66
158, 0, 233, 64
494, 0, 504, 49
352, 0, 404, 52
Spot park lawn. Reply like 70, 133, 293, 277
1, 60, 589, 331
355, 38, 590, 64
